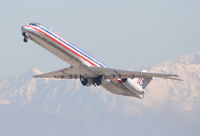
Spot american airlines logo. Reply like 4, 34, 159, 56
137, 78, 144, 87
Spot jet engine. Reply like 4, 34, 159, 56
80, 75, 103, 87
22, 32, 28, 42
122, 78, 145, 94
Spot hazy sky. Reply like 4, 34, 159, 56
0, 0, 199, 76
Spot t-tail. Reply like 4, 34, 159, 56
122, 69, 153, 99
136, 69, 152, 90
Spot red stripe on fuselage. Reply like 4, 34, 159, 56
24, 25, 121, 83
24, 25, 97, 66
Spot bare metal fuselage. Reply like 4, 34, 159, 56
22, 25, 143, 99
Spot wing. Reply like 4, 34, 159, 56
88, 67, 182, 81
34, 66, 182, 81
34, 66, 80, 79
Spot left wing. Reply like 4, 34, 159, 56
34, 66, 80, 79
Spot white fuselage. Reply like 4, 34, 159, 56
21, 24, 144, 99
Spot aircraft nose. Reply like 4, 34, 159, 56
21, 25, 29, 43
21, 25, 28, 32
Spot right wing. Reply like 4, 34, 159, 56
88, 67, 182, 81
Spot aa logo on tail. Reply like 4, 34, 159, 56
137, 78, 144, 88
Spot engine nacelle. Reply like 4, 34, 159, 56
122, 78, 145, 94
80, 75, 103, 87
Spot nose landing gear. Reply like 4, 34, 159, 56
23, 38, 28, 43
22, 32, 28, 43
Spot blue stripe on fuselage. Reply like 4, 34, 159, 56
39, 26, 107, 68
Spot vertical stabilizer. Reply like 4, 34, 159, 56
136, 69, 152, 89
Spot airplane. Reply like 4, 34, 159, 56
21, 22, 181, 99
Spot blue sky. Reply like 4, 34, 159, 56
0, 0, 200, 76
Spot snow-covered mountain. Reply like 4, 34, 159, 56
0, 52, 200, 136
146, 52, 200, 112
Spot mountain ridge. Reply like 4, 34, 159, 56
0, 52, 199, 121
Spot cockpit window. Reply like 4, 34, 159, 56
29, 22, 41, 27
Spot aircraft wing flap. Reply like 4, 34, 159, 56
89, 67, 182, 80
34, 66, 80, 79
